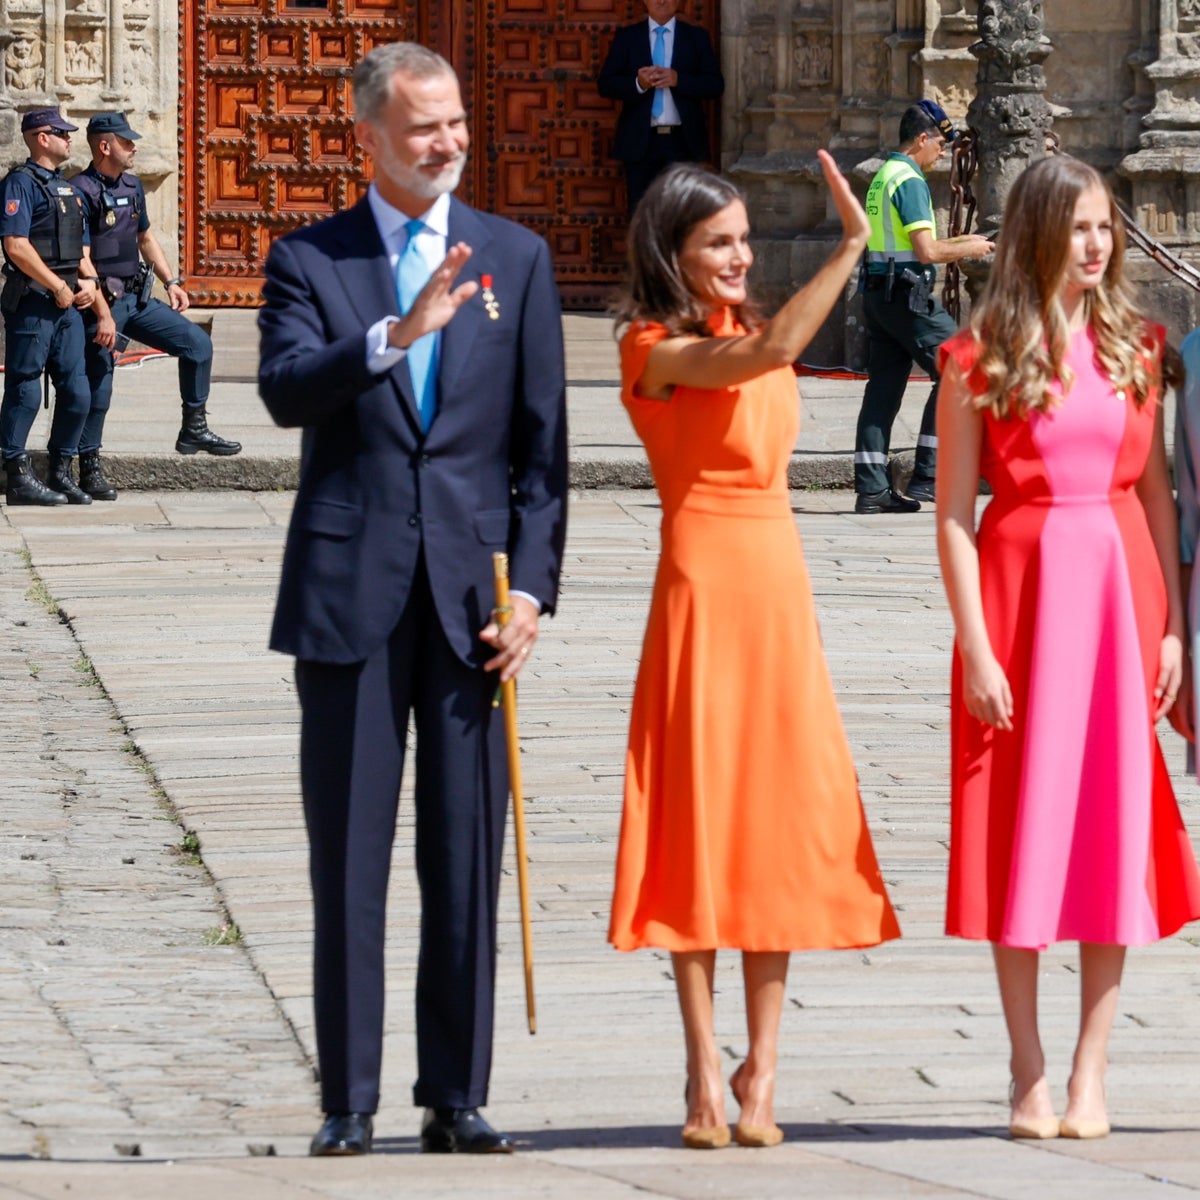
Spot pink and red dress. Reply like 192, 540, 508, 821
942, 324, 1200, 949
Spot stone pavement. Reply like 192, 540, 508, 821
0, 313, 1197, 1195
1, 486, 1200, 1198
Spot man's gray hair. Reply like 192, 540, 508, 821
353, 43, 455, 124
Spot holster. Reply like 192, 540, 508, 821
136, 265, 153, 308
1, 267, 27, 315
902, 267, 933, 314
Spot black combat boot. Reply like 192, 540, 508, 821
78, 450, 118, 501
46, 452, 93, 505
175, 406, 242, 456
4, 454, 67, 506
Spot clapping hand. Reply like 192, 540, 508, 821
387, 241, 479, 349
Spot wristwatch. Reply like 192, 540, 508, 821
165, 276, 184, 288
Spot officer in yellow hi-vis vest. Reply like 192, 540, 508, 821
854, 100, 994, 514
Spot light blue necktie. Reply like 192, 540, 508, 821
651, 25, 667, 119
396, 217, 437, 429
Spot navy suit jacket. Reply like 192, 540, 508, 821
258, 195, 568, 667
597, 18, 724, 163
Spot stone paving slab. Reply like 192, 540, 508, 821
1, 491, 1200, 1198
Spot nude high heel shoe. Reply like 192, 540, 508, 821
1008, 1079, 1059, 1139
1059, 1076, 1109, 1139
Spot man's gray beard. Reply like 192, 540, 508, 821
375, 143, 466, 201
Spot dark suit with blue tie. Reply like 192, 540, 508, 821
258, 193, 568, 1116
598, 16, 724, 215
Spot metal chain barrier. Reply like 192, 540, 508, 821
943, 130, 979, 322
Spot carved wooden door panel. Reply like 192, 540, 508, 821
181, 0, 435, 304
462, 0, 720, 308
180, 0, 719, 306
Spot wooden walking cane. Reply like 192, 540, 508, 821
492, 552, 537, 1034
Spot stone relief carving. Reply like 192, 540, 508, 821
854, 37, 887, 98
70, 0, 107, 15
125, 38, 156, 102
65, 30, 105, 82
744, 24, 774, 103
792, 32, 832, 86
6, 36, 44, 93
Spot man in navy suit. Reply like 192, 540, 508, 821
258, 42, 568, 1158
598, 0, 724, 216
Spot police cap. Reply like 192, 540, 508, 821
916, 98, 958, 143
21, 107, 78, 134
86, 112, 143, 141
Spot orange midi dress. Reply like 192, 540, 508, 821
608, 311, 901, 952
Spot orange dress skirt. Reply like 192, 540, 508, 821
608, 312, 900, 951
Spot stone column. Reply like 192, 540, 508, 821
964, 0, 1054, 244
1117, 0, 1200, 333
1119, 0, 1200, 239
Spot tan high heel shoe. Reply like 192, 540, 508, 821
730, 1063, 784, 1148
681, 1079, 730, 1150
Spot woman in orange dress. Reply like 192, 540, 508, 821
608, 157, 900, 1150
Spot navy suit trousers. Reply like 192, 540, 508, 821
295, 555, 509, 1114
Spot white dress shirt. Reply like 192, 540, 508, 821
636, 17, 682, 128
364, 187, 451, 374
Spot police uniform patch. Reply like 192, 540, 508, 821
5, 199, 18, 215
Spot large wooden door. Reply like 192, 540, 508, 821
180, 0, 719, 307
461, 0, 719, 308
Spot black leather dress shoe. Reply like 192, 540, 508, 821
309, 1112, 373, 1156
420, 1107, 514, 1154
905, 476, 936, 503
855, 487, 920, 514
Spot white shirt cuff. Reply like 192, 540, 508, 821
509, 589, 542, 614
367, 316, 406, 374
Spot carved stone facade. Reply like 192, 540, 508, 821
5, 3, 1200, 354
0, 0, 179, 253
722, 1, 1200, 361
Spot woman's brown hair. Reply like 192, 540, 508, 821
613, 162, 761, 338
967, 154, 1156, 418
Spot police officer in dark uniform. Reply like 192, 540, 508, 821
0, 107, 103, 506
73, 111, 239, 500
854, 100, 993, 514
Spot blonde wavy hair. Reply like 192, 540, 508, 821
967, 154, 1156, 419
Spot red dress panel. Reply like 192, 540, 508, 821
942, 325, 1200, 948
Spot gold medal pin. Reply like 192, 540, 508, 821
481, 274, 500, 321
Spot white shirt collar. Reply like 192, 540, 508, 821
367, 185, 451, 246
649, 16, 676, 33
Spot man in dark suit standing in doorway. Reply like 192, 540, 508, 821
258, 41, 568, 1158
598, 0, 724, 216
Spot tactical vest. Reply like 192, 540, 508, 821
3, 162, 85, 280
864, 155, 933, 270
73, 168, 142, 278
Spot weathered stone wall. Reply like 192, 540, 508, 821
721, 1, 1200, 365
0, 0, 180, 259
5, 2, 1200, 354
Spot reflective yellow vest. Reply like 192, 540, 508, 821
864, 155, 932, 270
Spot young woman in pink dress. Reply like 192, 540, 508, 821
937, 154, 1200, 1140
